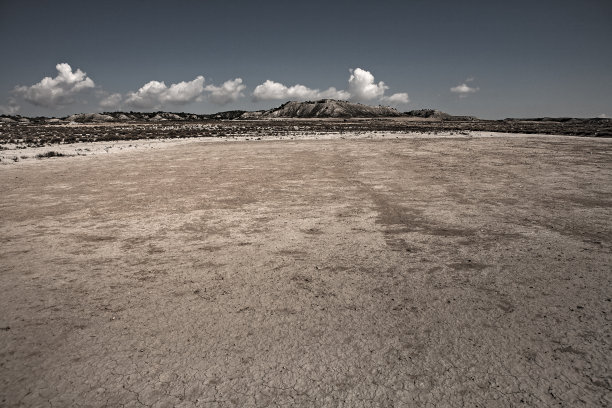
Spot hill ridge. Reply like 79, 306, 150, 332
0, 100, 411, 123
4, 99, 610, 124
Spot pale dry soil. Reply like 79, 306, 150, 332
0, 135, 611, 407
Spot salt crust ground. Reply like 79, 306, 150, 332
0, 133, 611, 407
0, 131, 566, 166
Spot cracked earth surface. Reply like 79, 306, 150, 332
1, 135, 611, 407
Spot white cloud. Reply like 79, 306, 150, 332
125, 76, 205, 109
10, 65, 410, 112
99, 93, 123, 110
253, 80, 349, 101
252, 80, 287, 100
252, 68, 409, 105
14, 63, 95, 108
319, 87, 351, 100
124, 81, 166, 109
451, 82, 479, 98
205, 78, 246, 105
163, 76, 206, 104
597, 113, 608, 118
0, 97, 20, 115
348, 68, 388, 101
382, 92, 410, 104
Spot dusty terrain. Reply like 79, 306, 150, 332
1, 114, 611, 156
0, 133, 611, 407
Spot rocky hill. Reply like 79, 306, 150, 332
404, 109, 477, 122
212, 100, 404, 120
405, 109, 452, 120
66, 111, 210, 123
261, 99, 402, 118
14, 101, 609, 127
0, 100, 454, 123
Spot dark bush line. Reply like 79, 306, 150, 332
36, 151, 67, 159
2, 119, 610, 147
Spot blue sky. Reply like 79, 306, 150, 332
0, 0, 610, 119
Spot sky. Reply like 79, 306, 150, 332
0, 0, 611, 119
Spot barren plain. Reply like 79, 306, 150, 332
1, 130, 611, 407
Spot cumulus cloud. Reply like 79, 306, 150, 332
125, 76, 205, 109
0, 97, 20, 115
348, 68, 388, 101
13, 63, 95, 108
451, 82, 479, 98
382, 92, 410, 104
205, 78, 246, 105
99, 93, 123, 109
252, 68, 408, 105
10, 64, 410, 112
253, 80, 349, 101
252, 80, 297, 100
163, 76, 206, 105
124, 81, 167, 109
319, 87, 351, 100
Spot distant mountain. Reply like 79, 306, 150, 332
0, 100, 406, 124
66, 113, 116, 122
211, 100, 404, 120
404, 109, 451, 119
65, 111, 210, 123
261, 99, 403, 118
209, 110, 248, 120
504, 117, 611, 124
404, 109, 477, 121
4, 102, 612, 125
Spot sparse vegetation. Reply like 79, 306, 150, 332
36, 151, 67, 159
0, 102, 610, 150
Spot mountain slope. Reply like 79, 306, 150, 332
0, 100, 467, 123
404, 109, 477, 121
261, 99, 402, 118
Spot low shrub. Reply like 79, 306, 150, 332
36, 151, 66, 158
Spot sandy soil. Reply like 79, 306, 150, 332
0, 134, 611, 407
0, 131, 565, 166
0, 132, 426, 165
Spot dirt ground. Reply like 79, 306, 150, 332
0, 134, 611, 407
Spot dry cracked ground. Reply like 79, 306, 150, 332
1, 134, 611, 407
